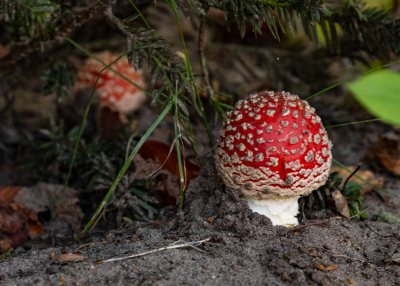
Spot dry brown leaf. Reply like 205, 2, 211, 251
391, 252, 400, 263
133, 154, 180, 205
0, 239, 13, 254
332, 190, 351, 219
134, 141, 200, 205
330, 166, 383, 195
317, 264, 324, 271
54, 253, 87, 264
13, 182, 83, 233
138, 140, 199, 182
326, 265, 339, 271
0, 186, 23, 204
372, 133, 400, 175
347, 278, 357, 285
0, 201, 43, 247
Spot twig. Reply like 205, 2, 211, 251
342, 163, 361, 191
74, 241, 109, 251
177, 221, 192, 237
287, 216, 342, 232
349, 206, 369, 219
0, 0, 116, 70
366, 223, 400, 239
97, 238, 210, 263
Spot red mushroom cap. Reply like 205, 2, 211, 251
76, 51, 147, 113
215, 91, 332, 200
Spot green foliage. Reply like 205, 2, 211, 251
346, 69, 400, 125
301, 172, 367, 219
378, 212, 400, 224
0, 248, 12, 260
41, 63, 76, 99
0, 0, 60, 42
30, 118, 160, 223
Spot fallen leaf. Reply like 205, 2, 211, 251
326, 265, 339, 271
0, 201, 43, 247
133, 154, 180, 205
53, 253, 87, 264
330, 166, 383, 195
0, 239, 13, 254
134, 141, 200, 205
0, 186, 23, 204
138, 140, 199, 182
392, 252, 400, 263
347, 278, 357, 285
318, 264, 324, 271
332, 190, 351, 219
371, 132, 400, 175
13, 182, 83, 233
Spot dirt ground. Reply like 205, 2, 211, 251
1, 155, 400, 286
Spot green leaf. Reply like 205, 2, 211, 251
346, 69, 400, 125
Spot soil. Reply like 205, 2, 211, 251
2, 158, 400, 286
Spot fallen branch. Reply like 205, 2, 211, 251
288, 216, 342, 232
96, 238, 210, 263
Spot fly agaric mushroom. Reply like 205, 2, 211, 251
215, 91, 332, 226
76, 51, 147, 113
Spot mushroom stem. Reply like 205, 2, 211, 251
245, 197, 300, 226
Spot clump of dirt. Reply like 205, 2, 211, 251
1, 159, 400, 285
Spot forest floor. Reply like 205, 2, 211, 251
1, 2, 400, 285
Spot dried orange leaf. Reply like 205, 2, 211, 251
373, 133, 400, 176
317, 264, 324, 271
326, 265, 339, 271
330, 166, 383, 195
54, 253, 87, 264
332, 190, 351, 219
0, 186, 23, 204
138, 140, 199, 182
347, 278, 357, 285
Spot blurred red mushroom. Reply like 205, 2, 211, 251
76, 51, 147, 113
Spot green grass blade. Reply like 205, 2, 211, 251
64, 37, 153, 98
52, 51, 133, 221
332, 159, 398, 198
167, 0, 214, 152
325, 119, 382, 128
306, 58, 400, 101
174, 105, 185, 211
127, 0, 154, 36
72, 101, 174, 243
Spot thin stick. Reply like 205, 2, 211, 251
366, 223, 399, 239
288, 216, 342, 232
97, 238, 210, 263
342, 163, 361, 191
75, 241, 109, 251
125, 131, 139, 162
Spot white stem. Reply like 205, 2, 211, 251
246, 197, 300, 227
